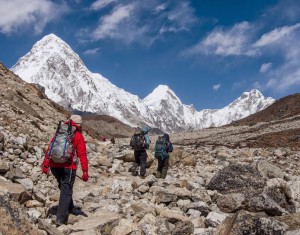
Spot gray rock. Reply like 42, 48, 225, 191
255, 160, 285, 179
207, 163, 265, 193
0, 160, 9, 173
214, 210, 288, 235
171, 221, 194, 235
71, 211, 121, 234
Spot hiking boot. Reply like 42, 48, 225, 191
55, 220, 66, 226
132, 171, 138, 176
128, 166, 134, 172
139, 175, 146, 179
155, 172, 161, 178
129, 164, 138, 173
161, 174, 167, 179
69, 207, 83, 216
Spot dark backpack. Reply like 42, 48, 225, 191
48, 120, 76, 163
154, 136, 168, 159
130, 131, 145, 150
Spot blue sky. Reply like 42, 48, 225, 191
1, 0, 300, 110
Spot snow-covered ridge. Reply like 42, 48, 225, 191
11, 34, 275, 132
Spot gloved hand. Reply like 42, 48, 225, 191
42, 165, 49, 175
82, 171, 89, 182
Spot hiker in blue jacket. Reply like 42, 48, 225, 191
156, 133, 173, 179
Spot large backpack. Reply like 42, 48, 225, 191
154, 136, 168, 159
130, 131, 145, 150
48, 120, 76, 163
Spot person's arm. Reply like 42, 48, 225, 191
75, 132, 89, 181
42, 155, 50, 174
167, 142, 173, 153
144, 134, 151, 149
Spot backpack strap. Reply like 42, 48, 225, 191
62, 119, 73, 157
48, 121, 62, 157
67, 119, 73, 134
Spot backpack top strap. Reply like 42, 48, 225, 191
67, 119, 73, 134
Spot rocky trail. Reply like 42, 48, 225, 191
1, 62, 300, 234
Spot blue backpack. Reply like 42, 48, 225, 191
154, 136, 168, 159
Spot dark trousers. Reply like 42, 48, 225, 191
133, 150, 147, 176
51, 167, 76, 222
157, 157, 169, 178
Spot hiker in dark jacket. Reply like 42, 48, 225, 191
156, 133, 173, 179
42, 115, 89, 226
110, 136, 115, 144
129, 126, 151, 178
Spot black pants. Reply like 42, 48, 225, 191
157, 157, 169, 178
51, 167, 76, 222
133, 150, 147, 177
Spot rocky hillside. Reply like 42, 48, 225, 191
232, 93, 300, 125
172, 93, 300, 149
81, 114, 135, 139
1, 62, 300, 234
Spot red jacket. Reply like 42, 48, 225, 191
42, 120, 88, 171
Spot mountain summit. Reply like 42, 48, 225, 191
11, 34, 275, 132
144, 85, 180, 110
11, 34, 158, 128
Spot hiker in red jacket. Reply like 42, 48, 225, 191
42, 114, 89, 226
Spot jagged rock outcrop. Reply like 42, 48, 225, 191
215, 210, 288, 235
207, 161, 296, 216
0, 188, 40, 234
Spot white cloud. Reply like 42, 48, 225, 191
90, 0, 118, 11
254, 23, 300, 47
213, 84, 221, 91
0, 0, 68, 34
163, 1, 197, 33
184, 22, 259, 56
159, 1, 197, 35
89, 0, 197, 45
83, 48, 100, 55
259, 63, 272, 73
233, 81, 244, 89
264, 0, 300, 23
178, 0, 300, 95
155, 3, 167, 13
91, 4, 135, 41
277, 70, 300, 90
263, 65, 300, 92
253, 21, 300, 93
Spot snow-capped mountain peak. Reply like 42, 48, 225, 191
144, 85, 181, 110
11, 33, 275, 132
241, 89, 263, 100
229, 89, 274, 112
11, 34, 158, 127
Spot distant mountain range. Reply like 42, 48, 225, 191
11, 34, 275, 132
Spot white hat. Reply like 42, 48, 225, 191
70, 115, 82, 124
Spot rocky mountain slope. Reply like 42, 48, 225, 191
82, 114, 135, 139
11, 33, 275, 133
172, 93, 300, 149
232, 93, 300, 125
1, 61, 300, 234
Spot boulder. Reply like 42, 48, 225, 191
0, 191, 40, 235
215, 210, 288, 235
